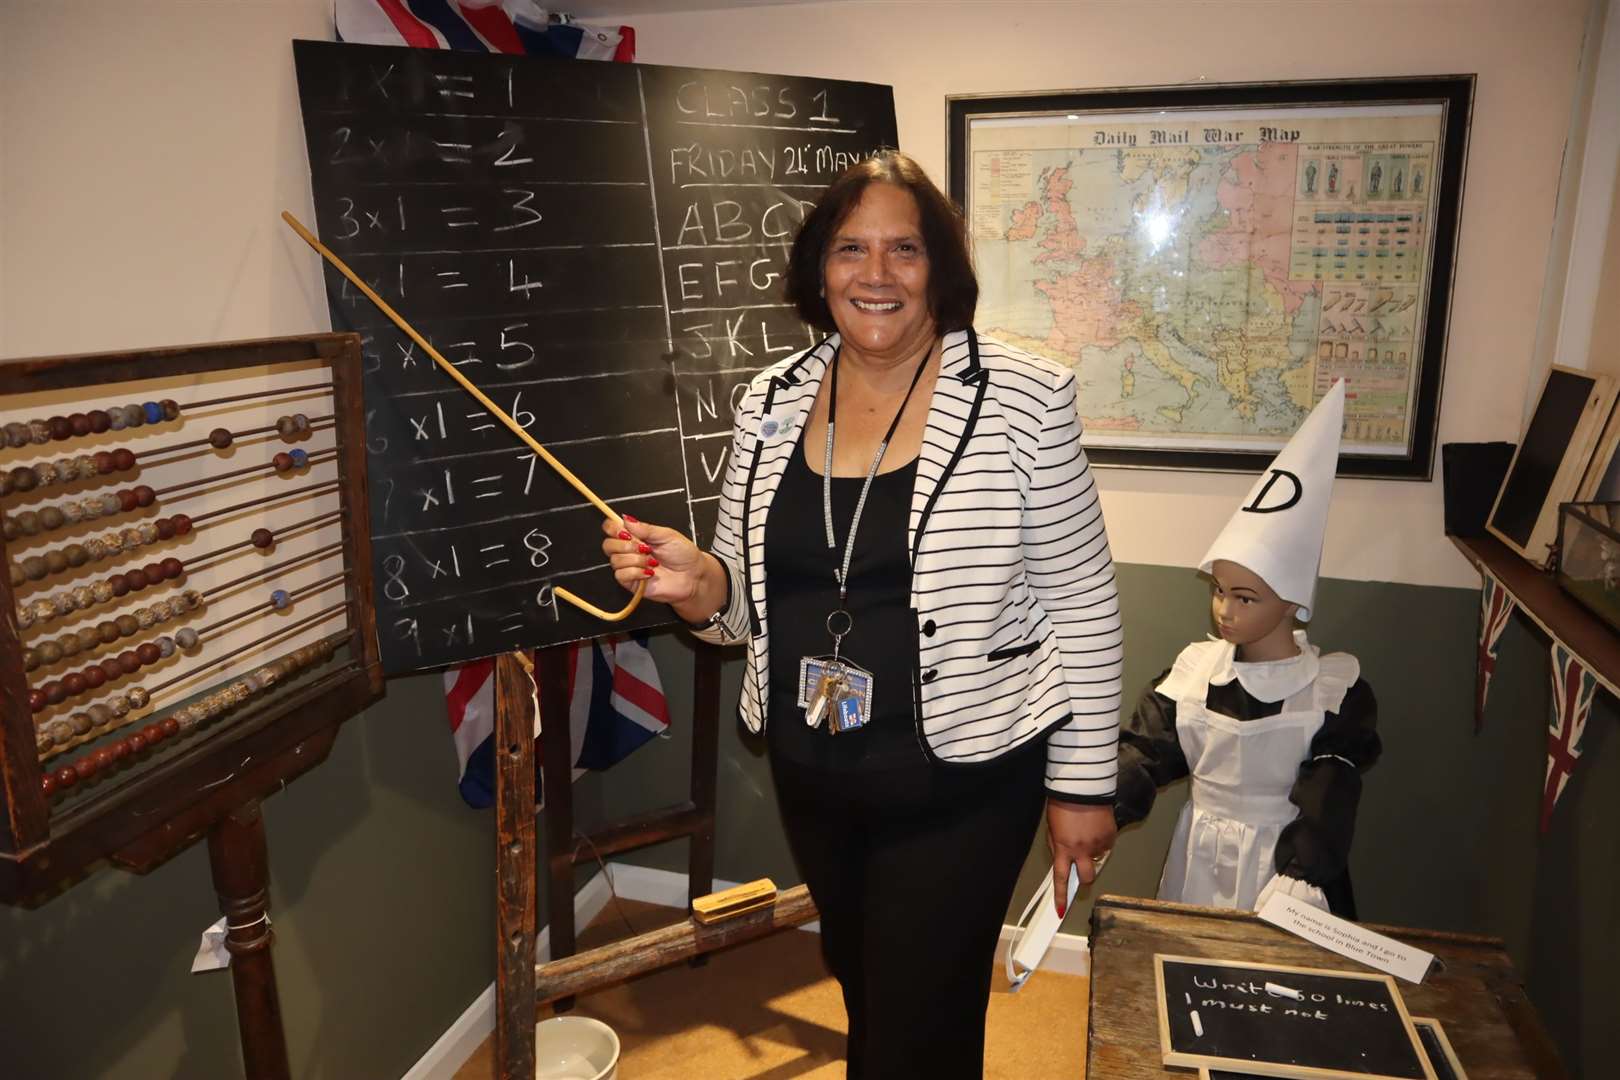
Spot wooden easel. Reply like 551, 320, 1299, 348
490, 640, 721, 1078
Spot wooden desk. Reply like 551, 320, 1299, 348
1086, 895, 1565, 1079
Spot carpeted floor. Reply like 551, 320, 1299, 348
454, 898, 1089, 1079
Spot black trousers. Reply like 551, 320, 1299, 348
770, 742, 1047, 1080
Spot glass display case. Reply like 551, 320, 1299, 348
1556, 501, 1620, 633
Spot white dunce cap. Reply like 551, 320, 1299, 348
1198, 380, 1346, 621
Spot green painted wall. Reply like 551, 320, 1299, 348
2, 564, 1614, 1078
606, 564, 1618, 1078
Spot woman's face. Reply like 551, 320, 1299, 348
821, 182, 937, 365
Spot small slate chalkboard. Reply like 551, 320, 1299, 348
1410, 1018, 1466, 1080
1156, 955, 1435, 1079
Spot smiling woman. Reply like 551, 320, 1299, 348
600, 150, 1124, 1080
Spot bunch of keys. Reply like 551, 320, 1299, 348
798, 610, 874, 735
805, 660, 848, 729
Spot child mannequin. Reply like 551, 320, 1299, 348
1114, 383, 1379, 918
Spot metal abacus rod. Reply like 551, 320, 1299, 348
1, 433, 330, 508
146, 600, 348, 699
4, 448, 139, 498
2, 445, 321, 545
188, 511, 343, 568
1, 388, 334, 453
2, 401, 180, 450
0, 415, 329, 501
28, 589, 206, 715
135, 415, 332, 463
151, 449, 333, 500
199, 564, 346, 623
10, 473, 338, 590
1, 450, 320, 550
15, 508, 342, 638
40, 630, 346, 796
35, 575, 349, 759
282, 210, 646, 624
186, 483, 341, 529
10, 514, 195, 589
183, 383, 334, 412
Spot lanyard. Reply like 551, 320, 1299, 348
821, 342, 933, 607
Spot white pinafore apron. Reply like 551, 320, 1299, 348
1154, 635, 1356, 911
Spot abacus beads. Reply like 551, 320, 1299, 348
198, 414, 313, 452
1, 402, 176, 450
23, 589, 203, 686
0, 448, 136, 498
1, 485, 159, 542
39, 635, 337, 793
274, 414, 313, 439
7, 514, 191, 588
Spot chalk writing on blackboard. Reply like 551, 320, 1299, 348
293, 41, 897, 672
1155, 955, 1436, 1080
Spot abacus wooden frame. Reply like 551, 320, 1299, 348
0, 333, 383, 905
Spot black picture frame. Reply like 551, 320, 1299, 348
947, 76, 1474, 479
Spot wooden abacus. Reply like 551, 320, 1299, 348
0, 333, 381, 1075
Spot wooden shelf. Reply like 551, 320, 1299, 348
1451, 533, 1620, 694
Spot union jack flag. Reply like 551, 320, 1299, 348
1542, 642, 1597, 832
443, 634, 669, 809
335, 0, 635, 61
1475, 568, 1516, 731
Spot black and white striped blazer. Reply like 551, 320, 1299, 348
692, 328, 1123, 801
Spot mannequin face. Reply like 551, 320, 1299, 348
1209, 559, 1300, 660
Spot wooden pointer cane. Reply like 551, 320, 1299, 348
281, 210, 646, 623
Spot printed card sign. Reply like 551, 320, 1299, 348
1259, 890, 1435, 984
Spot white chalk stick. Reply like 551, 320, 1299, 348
1265, 981, 1305, 1001
1191, 1010, 1204, 1037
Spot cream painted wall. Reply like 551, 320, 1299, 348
0, 0, 335, 354
1590, 171, 1620, 369
0, 0, 1591, 591
606, 0, 1591, 589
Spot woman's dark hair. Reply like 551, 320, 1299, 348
783, 149, 978, 334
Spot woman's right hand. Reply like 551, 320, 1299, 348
600, 515, 714, 611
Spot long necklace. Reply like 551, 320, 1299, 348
798, 341, 934, 734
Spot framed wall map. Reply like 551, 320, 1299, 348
947, 76, 1473, 478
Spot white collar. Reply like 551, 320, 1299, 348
1207, 630, 1320, 703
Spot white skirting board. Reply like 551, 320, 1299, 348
401, 862, 1090, 1080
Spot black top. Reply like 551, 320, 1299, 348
1114, 668, 1380, 918
765, 438, 925, 770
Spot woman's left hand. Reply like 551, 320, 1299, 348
1045, 800, 1117, 917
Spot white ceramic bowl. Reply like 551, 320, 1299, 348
534, 1015, 620, 1080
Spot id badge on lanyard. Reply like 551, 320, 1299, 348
794, 343, 930, 735
797, 613, 875, 734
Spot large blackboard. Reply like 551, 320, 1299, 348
292, 41, 896, 673
1156, 955, 1434, 1079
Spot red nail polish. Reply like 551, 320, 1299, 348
647, 557, 659, 568
618, 531, 631, 540
643, 567, 655, 577
638, 543, 652, 554
1057, 901, 1066, 918
624, 514, 638, 523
